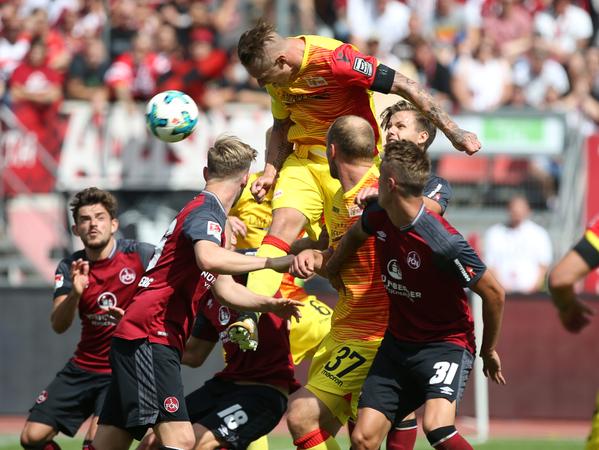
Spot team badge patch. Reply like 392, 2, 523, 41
218, 306, 231, 325
407, 251, 421, 269
207, 221, 222, 243
54, 274, 64, 289
163, 396, 180, 413
36, 390, 48, 404
353, 57, 373, 77
97, 292, 117, 309
119, 267, 136, 285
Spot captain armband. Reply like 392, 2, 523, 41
371, 64, 396, 94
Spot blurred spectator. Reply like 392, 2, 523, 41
156, 23, 184, 61
346, 0, 411, 53
512, 43, 570, 108
451, 36, 513, 111
0, 14, 30, 97
483, 0, 533, 62
484, 195, 552, 293
411, 37, 453, 107
159, 27, 228, 109
24, 8, 71, 75
70, 0, 106, 39
158, 0, 192, 46
18, 0, 78, 25
207, 50, 270, 109
108, 1, 138, 60
105, 33, 170, 104
534, 0, 593, 64
65, 37, 110, 114
586, 47, 599, 100
430, 0, 480, 58
10, 37, 64, 155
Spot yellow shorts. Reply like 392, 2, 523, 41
306, 335, 382, 424
586, 392, 599, 450
289, 295, 332, 365
272, 152, 341, 240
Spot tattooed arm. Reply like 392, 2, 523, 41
251, 117, 294, 202
391, 72, 481, 155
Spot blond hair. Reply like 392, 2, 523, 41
382, 140, 430, 197
207, 136, 258, 179
380, 100, 437, 151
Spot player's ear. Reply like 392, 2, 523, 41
203, 167, 209, 181
71, 223, 79, 237
275, 54, 286, 68
418, 130, 429, 148
111, 218, 119, 234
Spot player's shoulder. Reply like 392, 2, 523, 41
302, 35, 345, 52
414, 209, 466, 257
184, 191, 225, 216
115, 239, 155, 255
59, 249, 86, 267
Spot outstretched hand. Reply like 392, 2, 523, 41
266, 297, 304, 322
354, 186, 379, 209
559, 299, 594, 333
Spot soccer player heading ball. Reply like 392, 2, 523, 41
227, 21, 481, 349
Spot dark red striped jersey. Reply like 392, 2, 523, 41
361, 202, 486, 354
53, 239, 155, 373
114, 191, 226, 354
192, 297, 300, 394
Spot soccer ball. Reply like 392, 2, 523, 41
146, 90, 199, 143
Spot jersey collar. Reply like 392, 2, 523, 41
203, 190, 226, 215
398, 203, 425, 232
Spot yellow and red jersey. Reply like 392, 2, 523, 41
267, 35, 382, 160
326, 165, 388, 341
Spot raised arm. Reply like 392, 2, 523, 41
212, 275, 303, 319
470, 270, 506, 385
51, 259, 88, 334
194, 240, 284, 275
389, 72, 480, 155
251, 117, 294, 202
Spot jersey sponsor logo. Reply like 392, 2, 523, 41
381, 273, 422, 302
54, 274, 64, 289
273, 189, 283, 199
217, 404, 248, 430
86, 313, 117, 327
305, 76, 328, 87
407, 251, 421, 269
386, 259, 402, 280
200, 270, 217, 288
376, 231, 387, 242
119, 267, 136, 285
207, 221, 222, 243
97, 292, 117, 309
454, 258, 471, 282
163, 396, 179, 413
353, 57, 373, 77
36, 390, 48, 404
218, 306, 231, 325
138, 276, 154, 288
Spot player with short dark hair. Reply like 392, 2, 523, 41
326, 140, 506, 450
91, 136, 301, 450
549, 216, 599, 450
20, 187, 155, 450
229, 21, 481, 350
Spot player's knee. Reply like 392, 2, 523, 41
425, 425, 457, 447
286, 403, 309, 436
20, 423, 57, 448
350, 428, 377, 450
269, 209, 306, 240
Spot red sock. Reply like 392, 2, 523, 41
431, 433, 472, 450
42, 442, 61, 450
294, 429, 330, 449
386, 418, 417, 450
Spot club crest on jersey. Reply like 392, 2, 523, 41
54, 274, 64, 289
387, 259, 402, 280
119, 267, 136, 285
97, 292, 117, 309
218, 306, 231, 325
353, 57, 373, 77
36, 390, 48, 404
407, 251, 421, 269
348, 205, 363, 218
207, 221, 222, 243
163, 396, 179, 413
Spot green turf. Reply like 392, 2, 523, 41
0, 435, 585, 450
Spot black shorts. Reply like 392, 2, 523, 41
27, 360, 111, 437
359, 333, 474, 423
186, 378, 287, 450
98, 338, 188, 441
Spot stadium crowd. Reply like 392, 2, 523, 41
1, 0, 599, 120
